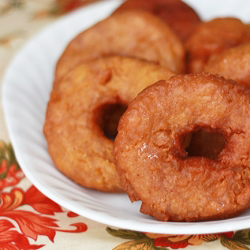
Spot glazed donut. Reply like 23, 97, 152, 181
205, 42, 250, 88
55, 9, 185, 81
114, 73, 250, 221
186, 18, 250, 73
44, 56, 175, 192
113, 0, 201, 43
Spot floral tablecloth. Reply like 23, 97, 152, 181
1, 1, 250, 249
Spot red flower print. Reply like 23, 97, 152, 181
4, 164, 24, 187
67, 211, 79, 217
0, 229, 44, 250
0, 142, 25, 190
153, 232, 235, 249
154, 236, 189, 249
0, 186, 88, 249
221, 231, 234, 239
24, 185, 63, 215
0, 159, 7, 174
3, 210, 59, 242
154, 235, 204, 249
0, 219, 44, 249
108, 228, 246, 250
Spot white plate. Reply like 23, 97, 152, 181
3, 0, 250, 235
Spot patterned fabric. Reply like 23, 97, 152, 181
1, 1, 250, 249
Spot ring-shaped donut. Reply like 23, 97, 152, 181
186, 18, 250, 73
113, 0, 201, 43
55, 9, 185, 81
114, 73, 250, 221
44, 56, 175, 192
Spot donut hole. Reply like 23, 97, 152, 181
96, 103, 127, 140
182, 127, 225, 160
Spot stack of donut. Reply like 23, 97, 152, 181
44, 0, 250, 222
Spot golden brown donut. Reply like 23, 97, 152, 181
205, 42, 250, 87
186, 18, 250, 73
44, 56, 175, 192
55, 9, 185, 81
113, 0, 201, 43
114, 73, 250, 221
